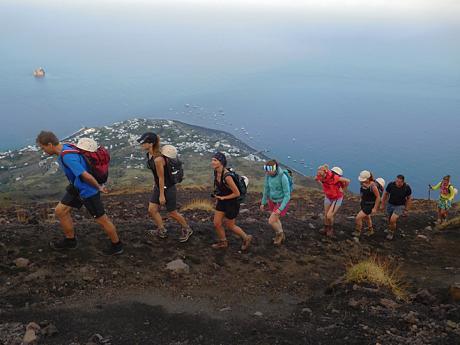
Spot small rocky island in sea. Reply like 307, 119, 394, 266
33, 67, 45, 78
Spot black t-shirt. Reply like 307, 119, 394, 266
386, 181, 412, 206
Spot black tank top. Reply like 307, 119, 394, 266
147, 155, 173, 188
214, 170, 233, 197
360, 183, 376, 204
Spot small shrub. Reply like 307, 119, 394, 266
16, 208, 29, 223
345, 256, 407, 300
437, 216, 460, 230
182, 199, 214, 212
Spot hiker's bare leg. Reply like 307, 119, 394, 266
389, 213, 399, 232
95, 214, 119, 243
269, 212, 283, 233
213, 211, 227, 241
148, 202, 164, 229
355, 211, 366, 232
365, 215, 373, 229
168, 210, 188, 228
327, 204, 341, 226
55, 202, 75, 239
441, 209, 448, 222
224, 218, 247, 239
324, 203, 332, 226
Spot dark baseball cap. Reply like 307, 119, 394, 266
137, 132, 158, 144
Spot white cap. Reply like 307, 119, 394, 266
331, 166, 343, 176
76, 138, 97, 152
358, 170, 371, 182
161, 145, 178, 159
376, 178, 385, 189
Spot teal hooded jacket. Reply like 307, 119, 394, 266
261, 168, 291, 211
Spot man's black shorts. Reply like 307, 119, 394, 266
216, 198, 240, 220
61, 186, 105, 219
150, 185, 177, 212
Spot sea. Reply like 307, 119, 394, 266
1, 1, 459, 197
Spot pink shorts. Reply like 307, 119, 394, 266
268, 200, 290, 217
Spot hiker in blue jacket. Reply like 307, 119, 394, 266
36, 131, 123, 256
260, 160, 292, 245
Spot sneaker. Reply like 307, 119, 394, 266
146, 229, 156, 238
179, 227, 193, 243
49, 238, 78, 251
211, 240, 228, 249
102, 241, 124, 256
386, 232, 394, 241
365, 227, 375, 237
157, 228, 168, 239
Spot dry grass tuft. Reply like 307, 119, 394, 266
182, 199, 215, 212
437, 216, 460, 230
16, 208, 29, 223
345, 256, 407, 300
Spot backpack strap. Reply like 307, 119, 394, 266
59, 145, 86, 184
60, 144, 81, 169
60, 145, 92, 177
222, 170, 234, 187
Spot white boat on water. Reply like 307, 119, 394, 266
33, 67, 45, 78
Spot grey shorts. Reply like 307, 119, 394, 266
387, 203, 405, 217
150, 185, 177, 212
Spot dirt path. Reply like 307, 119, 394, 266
1, 191, 459, 344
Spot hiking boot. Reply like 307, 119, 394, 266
179, 227, 193, 243
212, 239, 228, 249
146, 229, 156, 238
241, 234, 253, 251
49, 238, 78, 251
386, 232, 394, 240
157, 228, 168, 239
326, 227, 336, 239
319, 226, 328, 235
102, 241, 124, 256
352, 230, 361, 238
273, 232, 285, 246
365, 227, 375, 237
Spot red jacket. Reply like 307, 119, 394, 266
316, 170, 344, 200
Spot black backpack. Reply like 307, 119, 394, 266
146, 154, 184, 185
164, 156, 184, 185
216, 168, 248, 202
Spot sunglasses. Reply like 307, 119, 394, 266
263, 165, 277, 172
